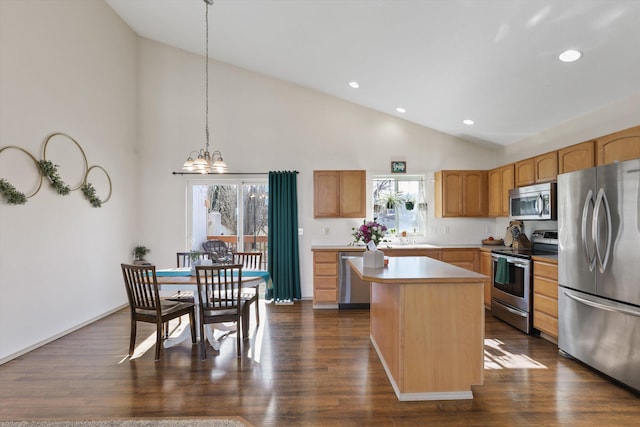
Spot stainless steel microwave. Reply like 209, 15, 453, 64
509, 182, 557, 220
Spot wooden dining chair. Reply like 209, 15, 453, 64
195, 264, 244, 359
232, 251, 263, 328
176, 251, 209, 268
121, 263, 196, 361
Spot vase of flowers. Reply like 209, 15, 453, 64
352, 220, 388, 247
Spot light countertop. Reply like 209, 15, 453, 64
349, 256, 488, 284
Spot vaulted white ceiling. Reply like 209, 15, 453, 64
105, 0, 640, 147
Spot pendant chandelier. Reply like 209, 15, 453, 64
182, 0, 228, 174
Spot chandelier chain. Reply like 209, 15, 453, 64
205, 1, 210, 153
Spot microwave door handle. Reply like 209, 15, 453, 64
581, 190, 596, 271
593, 188, 612, 273
536, 194, 543, 216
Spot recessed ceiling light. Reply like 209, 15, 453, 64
559, 49, 582, 63
348, 81, 360, 89
396, 107, 406, 113
463, 119, 475, 125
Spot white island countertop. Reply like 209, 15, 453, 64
349, 256, 488, 284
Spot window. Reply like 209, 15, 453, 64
372, 176, 426, 236
187, 179, 269, 256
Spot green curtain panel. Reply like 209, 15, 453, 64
266, 171, 301, 302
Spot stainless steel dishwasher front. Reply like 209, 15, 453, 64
338, 251, 370, 309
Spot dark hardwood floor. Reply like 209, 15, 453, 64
0, 300, 638, 426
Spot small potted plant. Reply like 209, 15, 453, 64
132, 245, 150, 265
404, 196, 415, 211
381, 192, 402, 210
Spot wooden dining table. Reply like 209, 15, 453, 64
156, 268, 267, 348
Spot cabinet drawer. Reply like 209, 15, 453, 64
449, 261, 475, 271
534, 293, 558, 317
314, 276, 337, 289
314, 289, 338, 303
533, 261, 557, 280
314, 252, 338, 263
533, 310, 558, 338
315, 263, 337, 276
441, 250, 476, 262
533, 276, 557, 299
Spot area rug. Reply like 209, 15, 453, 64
0, 418, 253, 427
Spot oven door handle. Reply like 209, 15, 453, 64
491, 255, 529, 268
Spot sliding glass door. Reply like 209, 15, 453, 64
187, 179, 268, 264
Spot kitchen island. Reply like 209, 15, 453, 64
349, 256, 487, 401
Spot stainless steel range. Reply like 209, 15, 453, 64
490, 230, 558, 334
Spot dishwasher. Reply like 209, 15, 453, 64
338, 251, 370, 309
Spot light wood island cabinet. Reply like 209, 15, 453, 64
313, 170, 366, 218
350, 256, 486, 401
532, 257, 559, 341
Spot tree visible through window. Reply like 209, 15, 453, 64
372, 176, 426, 237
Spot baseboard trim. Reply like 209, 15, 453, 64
0, 304, 128, 366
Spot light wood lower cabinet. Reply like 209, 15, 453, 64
532, 258, 558, 340
440, 249, 480, 272
313, 250, 339, 304
480, 250, 493, 308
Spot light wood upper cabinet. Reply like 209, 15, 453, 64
514, 158, 535, 187
596, 125, 640, 165
314, 170, 366, 218
435, 170, 487, 217
488, 164, 514, 217
488, 168, 501, 217
558, 141, 595, 174
500, 164, 514, 215
534, 151, 558, 183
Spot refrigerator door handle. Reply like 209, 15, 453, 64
581, 189, 596, 271
563, 290, 640, 319
593, 188, 612, 273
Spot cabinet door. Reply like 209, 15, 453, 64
500, 164, 514, 216
462, 171, 487, 217
596, 125, 640, 165
480, 251, 493, 308
314, 171, 340, 218
487, 168, 501, 217
313, 170, 366, 218
558, 141, 595, 174
515, 158, 535, 187
534, 151, 558, 183
435, 170, 464, 217
339, 170, 366, 218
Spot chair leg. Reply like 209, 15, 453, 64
189, 312, 197, 345
236, 320, 241, 358
200, 321, 207, 360
129, 318, 137, 356
241, 303, 250, 340
155, 322, 163, 361
255, 297, 260, 327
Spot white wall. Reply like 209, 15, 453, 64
135, 38, 500, 302
0, 0, 138, 362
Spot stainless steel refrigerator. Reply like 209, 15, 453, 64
558, 158, 640, 392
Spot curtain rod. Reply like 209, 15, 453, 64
172, 171, 268, 176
